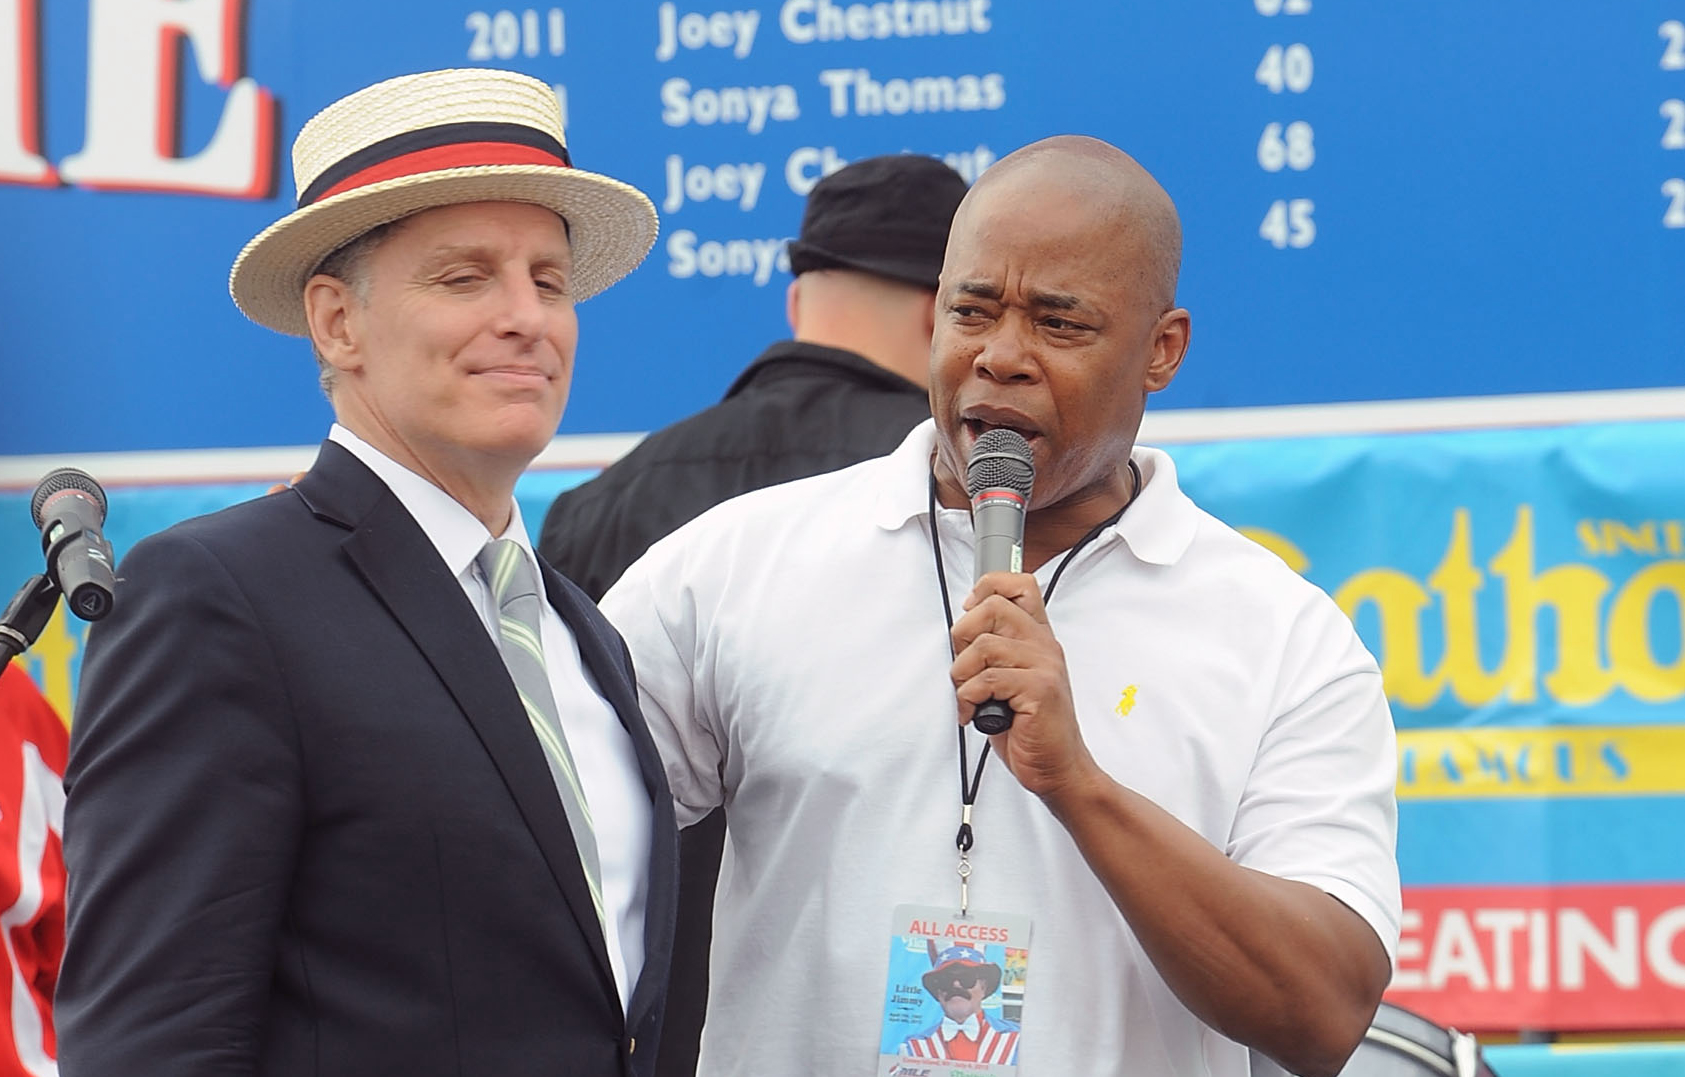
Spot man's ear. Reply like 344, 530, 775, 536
303, 274, 361, 373
785, 277, 802, 335
1144, 308, 1191, 393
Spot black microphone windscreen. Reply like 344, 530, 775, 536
31, 467, 108, 528
965, 429, 1035, 500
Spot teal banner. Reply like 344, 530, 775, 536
1171, 419, 1685, 731
5, 418, 1685, 1030
5, 419, 1683, 728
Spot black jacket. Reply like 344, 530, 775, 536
60, 442, 678, 1077
538, 340, 930, 600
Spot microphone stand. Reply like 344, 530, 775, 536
0, 574, 61, 671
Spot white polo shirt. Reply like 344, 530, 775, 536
330, 425, 650, 1013
603, 420, 1400, 1077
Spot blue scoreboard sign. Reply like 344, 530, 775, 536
1, 0, 1681, 455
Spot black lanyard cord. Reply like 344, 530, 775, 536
928, 458, 1143, 856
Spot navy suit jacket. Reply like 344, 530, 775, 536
58, 442, 678, 1077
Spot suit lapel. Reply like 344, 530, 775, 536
541, 562, 680, 1033
297, 443, 619, 998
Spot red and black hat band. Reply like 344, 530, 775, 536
297, 121, 572, 209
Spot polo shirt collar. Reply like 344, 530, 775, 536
1115, 447, 1199, 567
870, 420, 945, 532
871, 420, 1199, 568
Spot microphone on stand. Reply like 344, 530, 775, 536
964, 428, 1035, 735
31, 468, 117, 622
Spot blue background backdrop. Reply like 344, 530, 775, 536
3, 0, 1682, 454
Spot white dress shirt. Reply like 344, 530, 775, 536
330, 424, 650, 1012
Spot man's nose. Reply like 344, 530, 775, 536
973, 319, 1038, 382
496, 277, 548, 339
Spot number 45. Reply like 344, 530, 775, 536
1260, 199, 1316, 248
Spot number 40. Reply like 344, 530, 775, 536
1260, 199, 1316, 248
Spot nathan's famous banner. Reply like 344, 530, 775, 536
3, 417, 1684, 1030
1176, 418, 1685, 1031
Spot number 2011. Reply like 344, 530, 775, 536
467, 8, 565, 60
1663, 21, 1685, 69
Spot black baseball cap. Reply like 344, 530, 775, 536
785, 154, 969, 290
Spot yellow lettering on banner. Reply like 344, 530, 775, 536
1607, 563, 1685, 702
1610, 522, 1659, 556
1337, 567, 1444, 709
1578, 518, 1685, 558
1488, 508, 1614, 707
1424, 509, 1508, 705
1329, 506, 1683, 711
1395, 725, 1685, 799
1575, 519, 1601, 557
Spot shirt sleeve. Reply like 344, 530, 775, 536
600, 539, 726, 828
1227, 593, 1403, 969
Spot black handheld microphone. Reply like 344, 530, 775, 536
965, 428, 1035, 735
30, 468, 117, 621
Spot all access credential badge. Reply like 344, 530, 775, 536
878, 904, 1031, 1076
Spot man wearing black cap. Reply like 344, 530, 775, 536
538, 152, 967, 1077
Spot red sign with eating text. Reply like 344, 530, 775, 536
1388, 883, 1685, 1031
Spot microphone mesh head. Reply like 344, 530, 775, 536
966, 428, 1035, 499
31, 467, 108, 528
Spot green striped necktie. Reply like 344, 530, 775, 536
477, 538, 604, 927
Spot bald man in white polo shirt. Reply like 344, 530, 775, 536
602, 135, 1400, 1077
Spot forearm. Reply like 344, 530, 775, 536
1044, 767, 1390, 1077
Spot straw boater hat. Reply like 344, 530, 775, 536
229, 67, 658, 337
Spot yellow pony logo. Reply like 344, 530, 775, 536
1114, 686, 1139, 718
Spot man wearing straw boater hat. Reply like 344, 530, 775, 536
59, 68, 678, 1077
